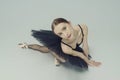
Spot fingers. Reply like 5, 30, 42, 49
88, 60, 102, 67
88, 61, 97, 67
18, 42, 28, 49
94, 62, 101, 67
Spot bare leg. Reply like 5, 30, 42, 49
28, 44, 50, 53
18, 43, 66, 65
51, 51, 66, 63
18, 43, 50, 53
28, 44, 66, 63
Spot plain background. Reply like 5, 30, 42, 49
0, 0, 120, 80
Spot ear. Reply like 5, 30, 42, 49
68, 21, 72, 25
68, 21, 71, 23
68, 21, 73, 27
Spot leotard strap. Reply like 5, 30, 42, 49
78, 24, 84, 45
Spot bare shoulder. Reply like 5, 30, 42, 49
61, 42, 73, 54
80, 24, 88, 35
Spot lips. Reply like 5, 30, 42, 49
67, 34, 71, 38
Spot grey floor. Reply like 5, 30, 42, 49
0, 0, 120, 80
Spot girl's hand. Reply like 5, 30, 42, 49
87, 60, 101, 67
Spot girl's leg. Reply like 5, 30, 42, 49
28, 44, 66, 64
18, 43, 50, 53
51, 51, 66, 63
54, 58, 61, 66
18, 43, 66, 64
28, 44, 50, 53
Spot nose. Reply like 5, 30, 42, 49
66, 33, 69, 36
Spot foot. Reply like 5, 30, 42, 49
54, 58, 61, 66
18, 42, 28, 49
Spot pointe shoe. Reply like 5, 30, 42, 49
18, 42, 28, 49
54, 58, 61, 66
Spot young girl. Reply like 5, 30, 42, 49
19, 18, 101, 68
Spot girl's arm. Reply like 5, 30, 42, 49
61, 43, 101, 67
81, 24, 89, 57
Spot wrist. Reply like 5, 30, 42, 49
82, 56, 89, 62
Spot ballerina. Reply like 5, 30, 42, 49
19, 18, 101, 68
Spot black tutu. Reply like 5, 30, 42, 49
31, 30, 91, 69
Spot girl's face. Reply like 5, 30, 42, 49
54, 22, 74, 40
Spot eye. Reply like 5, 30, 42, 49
58, 33, 62, 36
62, 26, 66, 30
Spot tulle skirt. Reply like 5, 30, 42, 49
31, 30, 91, 69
